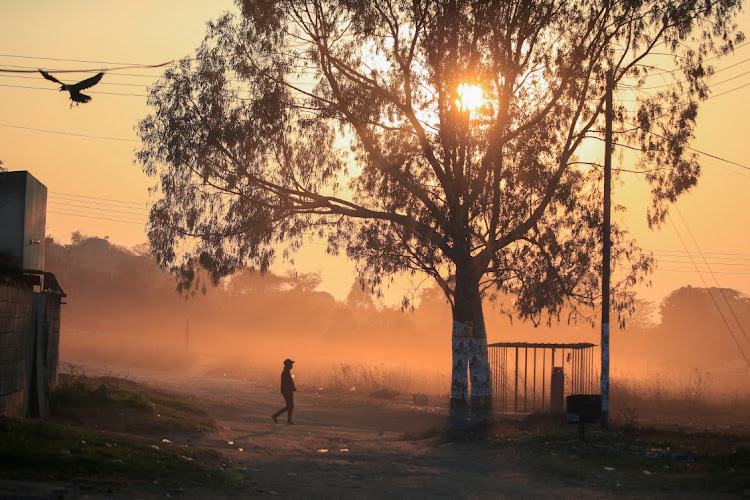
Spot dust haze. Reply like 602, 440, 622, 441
47, 234, 750, 402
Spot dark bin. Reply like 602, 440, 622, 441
550, 367, 565, 413
566, 394, 601, 424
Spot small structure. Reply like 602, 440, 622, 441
488, 342, 598, 414
0, 171, 64, 418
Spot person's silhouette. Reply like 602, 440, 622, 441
271, 359, 296, 424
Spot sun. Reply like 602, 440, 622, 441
456, 83, 484, 112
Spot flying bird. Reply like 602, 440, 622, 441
38, 70, 104, 105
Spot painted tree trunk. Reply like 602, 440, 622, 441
450, 270, 491, 410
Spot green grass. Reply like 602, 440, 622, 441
0, 416, 238, 491
0, 376, 237, 495
51, 380, 151, 411
49, 377, 214, 435
399, 415, 750, 497
511, 420, 750, 497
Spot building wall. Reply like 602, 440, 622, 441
0, 280, 62, 417
45, 293, 61, 388
23, 174, 47, 271
0, 282, 33, 417
0, 171, 47, 272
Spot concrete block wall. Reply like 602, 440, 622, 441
0, 282, 33, 417
45, 293, 61, 388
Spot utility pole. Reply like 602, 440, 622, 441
601, 70, 613, 429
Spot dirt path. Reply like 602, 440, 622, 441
137, 374, 614, 499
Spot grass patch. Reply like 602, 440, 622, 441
492, 417, 750, 497
50, 375, 214, 436
1, 374, 239, 496
400, 412, 750, 497
0, 416, 239, 494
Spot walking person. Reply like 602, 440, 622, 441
271, 359, 296, 424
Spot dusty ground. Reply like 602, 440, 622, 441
136, 373, 603, 499
5, 366, 749, 499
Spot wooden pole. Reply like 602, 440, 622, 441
601, 70, 613, 429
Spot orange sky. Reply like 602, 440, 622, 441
1, 1, 749, 306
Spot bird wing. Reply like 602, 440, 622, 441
72, 72, 104, 91
39, 69, 63, 85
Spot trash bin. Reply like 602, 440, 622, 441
566, 394, 602, 423
550, 367, 564, 414
566, 394, 602, 440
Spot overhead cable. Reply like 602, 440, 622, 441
667, 213, 750, 369
673, 205, 750, 348
0, 122, 137, 142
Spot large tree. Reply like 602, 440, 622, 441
137, 0, 743, 409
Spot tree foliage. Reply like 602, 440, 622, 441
137, 0, 743, 326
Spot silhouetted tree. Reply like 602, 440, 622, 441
137, 0, 743, 410
656, 286, 750, 367
345, 279, 378, 310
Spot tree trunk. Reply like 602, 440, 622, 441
450, 265, 491, 412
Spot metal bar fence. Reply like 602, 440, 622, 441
488, 342, 599, 414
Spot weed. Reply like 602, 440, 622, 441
305, 362, 445, 395
614, 405, 640, 431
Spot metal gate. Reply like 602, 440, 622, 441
488, 342, 599, 413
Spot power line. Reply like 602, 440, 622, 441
0, 62, 170, 79
50, 191, 145, 207
705, 68, 750, 88
673, 205, 750, 348
636, 57, 750, 90
667, 213, 750, 369
621, 120, 750, 172
0, 60, 175, 74
48, 210, 144, 225
655, 258, 750, 268
645, 252, 750, 264
0, 83, 146, 97
622, 41, 750, 83
0, 122, 137, 142
657, 268, 750, 275
48, 201, 148, 218
0, 62, 165, 79
49, 196, 147, 212
0, 74, 149, 88
645, 248, 750, 258
647, 255, 750, 264
684, 143, 750, 172
0, 54, 147, 66
698, 156, 750, 180
708, 80, 750, 99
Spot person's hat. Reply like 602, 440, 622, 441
284, 359, 294, 365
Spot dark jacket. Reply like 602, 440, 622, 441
281, 368, 296, 395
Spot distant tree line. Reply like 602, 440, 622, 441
46, 234, 750, 383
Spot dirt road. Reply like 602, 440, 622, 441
10, 364, 744, 498
134, 373, 612, 499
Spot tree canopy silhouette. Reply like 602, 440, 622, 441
137, 0, 744, 409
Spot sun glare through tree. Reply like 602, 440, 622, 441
456, 83, 484, 112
